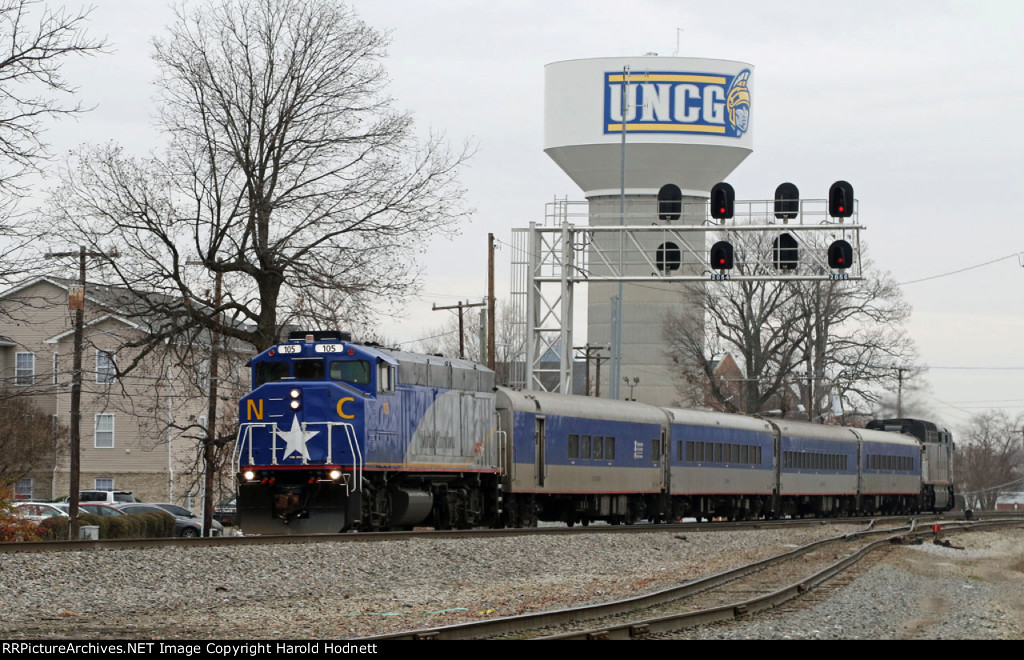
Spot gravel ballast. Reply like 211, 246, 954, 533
1, 524, 1021, 640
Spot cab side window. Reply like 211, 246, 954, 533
330, 360, 371, 386
377, 362, 396, 393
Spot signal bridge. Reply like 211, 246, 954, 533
509, 190, 863, 394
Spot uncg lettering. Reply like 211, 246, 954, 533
607, 81, 725, 126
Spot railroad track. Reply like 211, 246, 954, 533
358, 518, 1023, 641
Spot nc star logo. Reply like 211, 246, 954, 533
276, 415, 320, 461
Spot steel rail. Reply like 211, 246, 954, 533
358, 518, 1023, 641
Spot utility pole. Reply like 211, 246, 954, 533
45, 246, 115, 540
896, 367, 905, 418
187, 259, 223, 537
575, 344, 608, 397
432, 300, 485, 359
203, 268, 222, 537
487, 233, 496, 371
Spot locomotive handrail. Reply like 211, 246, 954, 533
235, 421, 362, 488
235, 422, 282, 466
328, 421, 363, 493
496, 429, 508, 477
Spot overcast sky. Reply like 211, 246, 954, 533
44, 0, 1024, 431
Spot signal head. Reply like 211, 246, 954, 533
774, 182, 799, 221
828, 239, 854, 269
709, 241, 734, 270
709, 182, 735, 221
772, 233, 799, 270
829, 181, 854, 218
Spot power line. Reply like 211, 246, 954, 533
925, 365, 1024, 371
899, 252, 1021, 286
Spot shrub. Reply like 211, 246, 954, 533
39, 516, 69, 540
0, 509, 46, 542
0, 491, 46, 542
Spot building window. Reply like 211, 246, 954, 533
15, 352, 34, 386
14, 478, 32, 500
96, 350, 116, 384
95, 478, 114, 491
95, 414, 115, 448
52, 352, 59, 385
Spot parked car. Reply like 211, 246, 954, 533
77, 503, 127, 517
214, 498, 237, 527
79, 490, 136, 505
12, 501, 69, 522
115, 502, 223, 537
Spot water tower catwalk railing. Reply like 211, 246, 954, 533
509, 197, 864, 393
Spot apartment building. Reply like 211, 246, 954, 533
0, 276, 246, 506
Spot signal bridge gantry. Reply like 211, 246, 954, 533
509, 187, 864, 395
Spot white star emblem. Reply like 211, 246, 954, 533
276, 415, 320, 461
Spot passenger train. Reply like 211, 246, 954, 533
234, 331, 955, 534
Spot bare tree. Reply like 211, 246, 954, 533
788, 250, 918, 421
956, 410, 1023, 510
663, 234, 919, 419
42, 0, 472, 358
662, 233, 804, 414
0, 0, 106, 188
0, 388, 66, 489
0, 0, 106, 282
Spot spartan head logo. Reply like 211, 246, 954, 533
726, 69, 751, 136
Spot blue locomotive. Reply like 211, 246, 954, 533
234, 332, 954, 533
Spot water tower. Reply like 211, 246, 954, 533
544, 56, 754, 405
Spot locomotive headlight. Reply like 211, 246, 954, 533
290, 389, 300, 399
329, 469, 342, 480
289, 388, 301, 410
243, 470, 256, 481
289, 399, 301, 410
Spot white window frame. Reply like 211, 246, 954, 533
95, 414, 115, 448
96, 350, 116, 384
94, 478, 114, 491
15, 352, 34, 386
52, 352, 59, 385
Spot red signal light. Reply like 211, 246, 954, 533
710, 183, 734, 221
709, 241, 734, 270
829, 181, 854, 218
828, 239, 853, 269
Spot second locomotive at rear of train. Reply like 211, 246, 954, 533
235, 333, 955, 533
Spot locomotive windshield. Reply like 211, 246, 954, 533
253, 354, 373, 388
254, 361, 290, 386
